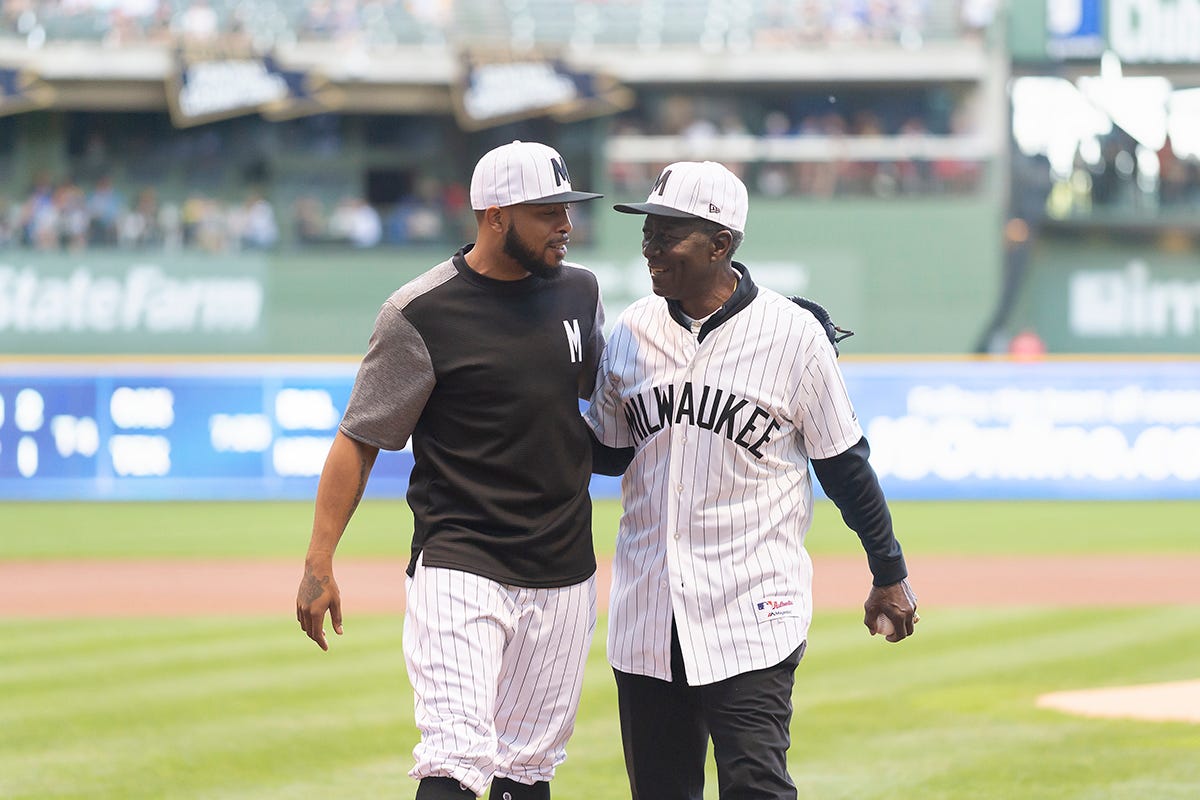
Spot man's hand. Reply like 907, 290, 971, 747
296, 557, 342, 651
864, 578, 918, 643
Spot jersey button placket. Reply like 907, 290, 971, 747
664, 358, 691, 594
672, 349, 700, 552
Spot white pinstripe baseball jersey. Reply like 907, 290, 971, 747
585, 264, 863, 685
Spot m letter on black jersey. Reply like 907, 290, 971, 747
562, 319, 583, 363
551, 157, 570, 186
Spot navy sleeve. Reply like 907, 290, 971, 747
811, 436, 908, 586
589, 428, 634, 476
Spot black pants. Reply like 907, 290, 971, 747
613, 621, 805, 800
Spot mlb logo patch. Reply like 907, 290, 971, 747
753, 596, 795, 623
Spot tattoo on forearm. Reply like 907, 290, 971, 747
300, 568, 328, 605
348, 459, 370, 515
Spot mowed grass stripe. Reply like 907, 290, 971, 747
4, 500, 1200, 559
2, 500, 414, 559
5, 609, 1200, 800
791, 607, 1200, 800
3, 617, 416, 800
4, 617, 287, 668
804, 606, 1200, 702
2, 620, 408, 733
3, 713, 415, 800
2, 617, 399, 687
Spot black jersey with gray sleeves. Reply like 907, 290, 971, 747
341, 246, 605, 588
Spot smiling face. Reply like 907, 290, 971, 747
501, 202, 573, 280
640, 215, 735, 317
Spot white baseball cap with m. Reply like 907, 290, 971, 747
613, 160, 748, 234
470, 140, 603, 210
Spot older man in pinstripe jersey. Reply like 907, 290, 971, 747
587, 160, 919, 800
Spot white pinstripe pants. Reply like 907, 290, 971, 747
403, 558, 597, 796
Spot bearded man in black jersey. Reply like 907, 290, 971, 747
297, 141, 606, 800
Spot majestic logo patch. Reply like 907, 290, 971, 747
754, 596, 795, 622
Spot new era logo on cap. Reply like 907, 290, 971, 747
613, 161, 748, 233
470, 140, 603, 210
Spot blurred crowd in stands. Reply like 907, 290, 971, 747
7, 88, 1198, 254
0, 0, 1103, 255
0, 75, 993, 254
0, 0, 451, 49
0, 0, 988, 50
609, 88, 984, 199
0, 169, 477, 252
0, 104, 981, 255
0, 171, 278, 252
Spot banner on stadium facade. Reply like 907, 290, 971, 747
0, 65, 55, 118
257, 55, 345, 122
1017, 236, 1200, 353
0, 196, 1002, 356
452, 54, 633, 131
167, 49, 340, 128
0, 254, 266, 352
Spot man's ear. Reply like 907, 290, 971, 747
483, 206, 507, 232
711, 229, 734, 260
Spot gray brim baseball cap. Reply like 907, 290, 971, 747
471, 140, 603, 209
613, 161, 748, 233
611, 201, 701, 218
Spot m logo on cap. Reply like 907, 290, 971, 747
653, 169, 673, 196
612, 160, 747, 234
470, 141, 603, 209
551, 157, 570, 187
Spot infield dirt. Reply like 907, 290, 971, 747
6, 554, 1200, 617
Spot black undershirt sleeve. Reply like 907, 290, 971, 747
589, 429, 634, 476
811, 436, 908, 587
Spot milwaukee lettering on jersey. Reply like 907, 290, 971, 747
620, 381, 782, 457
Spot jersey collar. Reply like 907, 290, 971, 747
666, 262, 758, 343
452, 243, 544, 293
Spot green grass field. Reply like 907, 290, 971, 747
3, 500, 1200, 799
3, 498, 1200, 559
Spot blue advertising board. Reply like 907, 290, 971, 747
1, 359, 1197, 501
844, 359, 1200, 500
0, 362, 399, 501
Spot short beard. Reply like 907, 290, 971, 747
503, 223, 561, 281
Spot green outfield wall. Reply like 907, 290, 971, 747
1013, 232, 1200, 354
0, 197, 1002, 355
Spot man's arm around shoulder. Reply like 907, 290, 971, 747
589, 428, 634, 476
